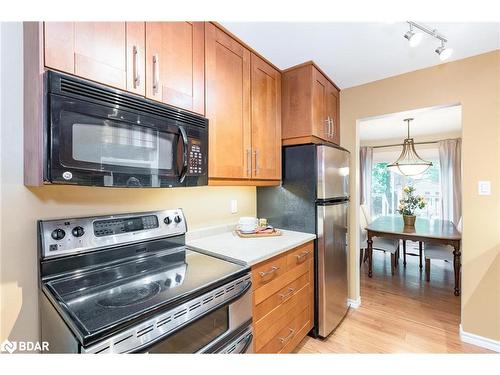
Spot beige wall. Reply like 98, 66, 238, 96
340, 50, 500, 341
0, 23, 256, 343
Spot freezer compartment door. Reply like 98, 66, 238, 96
317, 145, 350, 200
316, 201, 349, 337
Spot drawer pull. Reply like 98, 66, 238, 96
295, 251, 310, 262
279, 288, 295, 301
278, 328, 295, 345
259, 266, 279, 278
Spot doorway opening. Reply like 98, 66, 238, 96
355, 103, 465, 351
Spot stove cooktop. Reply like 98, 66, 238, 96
43, 247, 247, 344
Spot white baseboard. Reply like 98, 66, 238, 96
459, 324, 500, 352
347, 297, 361, 309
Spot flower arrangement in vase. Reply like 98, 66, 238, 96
398, 185, 427, 227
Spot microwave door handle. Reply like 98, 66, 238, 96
178, 126, 189, 183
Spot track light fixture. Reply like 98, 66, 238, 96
403, 21, 453, 61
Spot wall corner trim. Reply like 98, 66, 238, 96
459, 324, 500, 352
347, 297, 361, 309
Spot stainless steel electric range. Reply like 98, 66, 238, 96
38, 209, 253, 353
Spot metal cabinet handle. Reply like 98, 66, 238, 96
325, 118, 330, 138
259, 266, 279, 278
278, 328, 295, 344
152, 54, 160, 95
256, 149, 259, 175
295, 251, 310, 262
279, 288, 295, 301
246, 149, 251, 177
330, 117, 335, 137
133, 46, 140, 88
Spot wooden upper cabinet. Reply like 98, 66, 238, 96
44, 22, 74, 73
73, 23, 127, 90
44, 22, 140, 91
205, 23, 251, 180
282, 62, 340, 146
251, 54, 281, 180
145, 22, 205, 115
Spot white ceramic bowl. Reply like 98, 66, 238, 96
238, 217, 258, 233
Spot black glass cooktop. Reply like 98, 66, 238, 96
44, 247, 246, 341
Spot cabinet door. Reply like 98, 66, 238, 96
44, 22, 75, 73
45, 22, 140, 93
73, 22, 127, 90
145, 22, 205, 114
311, 68, 329, 141
205, 23, 251, 180
250, 54, 281, 180
325, 82, 340, 144
126, 22, 146, 96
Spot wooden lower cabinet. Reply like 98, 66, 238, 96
251, 241, 314, 353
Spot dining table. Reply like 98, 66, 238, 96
365, 216, 462, 296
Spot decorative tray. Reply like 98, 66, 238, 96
234, 227, 282, 238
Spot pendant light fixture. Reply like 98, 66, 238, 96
387, 118, 433, 176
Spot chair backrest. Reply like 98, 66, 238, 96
361, 204, 372, 224
359, 205, 368, 230
457, 217, 463, 233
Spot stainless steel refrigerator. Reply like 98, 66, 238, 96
257, 144, 349, 338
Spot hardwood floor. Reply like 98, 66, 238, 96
295, 246, 492, 353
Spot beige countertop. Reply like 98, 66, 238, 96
186, 226, 316, 266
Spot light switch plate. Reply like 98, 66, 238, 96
230, 199, 238, 214
478, 181, 491, 196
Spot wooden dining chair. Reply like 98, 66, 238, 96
360, 205, 400, 275
424, 217, 462, 282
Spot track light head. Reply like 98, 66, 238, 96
404, 29, 423, 47
435, 42, 453, 61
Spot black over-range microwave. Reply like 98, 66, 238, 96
44, 71, 208, 188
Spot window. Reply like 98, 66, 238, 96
370, 147, 441, 220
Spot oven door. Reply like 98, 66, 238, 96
48, 95, 202, 188
141, 279, 252, 354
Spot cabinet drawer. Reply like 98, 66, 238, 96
256, 305, 310, 353
251, 254, 287, 290
253, 259, 309, 306
254, 271, 309, 322
254, 282, 309, 345
286, 241, 313, 271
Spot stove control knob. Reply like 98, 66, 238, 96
72, 226, 85, 237
51, 228, 66, 241
174, 215, 182, 224
175, 273, 182, 283
164, 216, 172, 225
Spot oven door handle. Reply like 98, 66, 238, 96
178, 126, 189, 183
239, 333, 253, 354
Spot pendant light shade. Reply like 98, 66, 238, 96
387, 118, 433, 176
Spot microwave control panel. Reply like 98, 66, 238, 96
188, 140, 204, 175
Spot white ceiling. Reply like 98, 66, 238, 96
359, 105, 462, 141
220, 22, 500, 88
